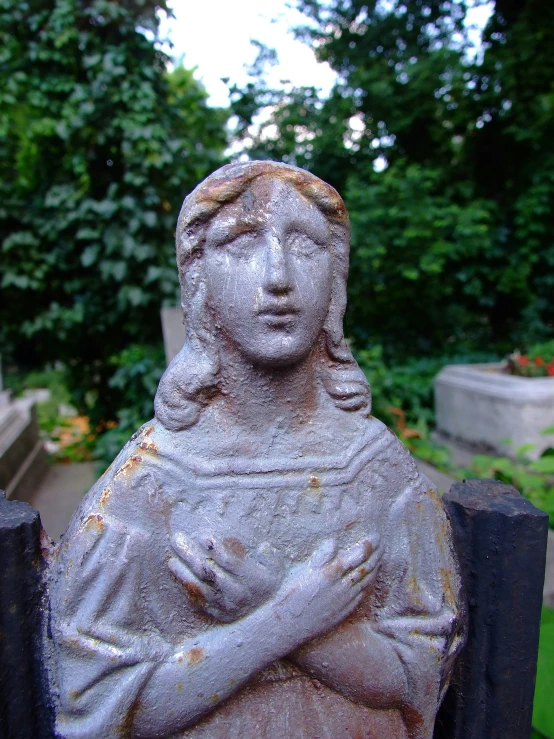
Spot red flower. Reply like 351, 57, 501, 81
518, 355, 529, 366
535, 356, 545, 366
547, 364, 554, 377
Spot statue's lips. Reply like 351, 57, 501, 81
258, 306, 298, 327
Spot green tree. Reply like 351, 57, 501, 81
230, 0, 554, 356
0, 0, 228, 426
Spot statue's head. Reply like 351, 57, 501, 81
155, 161, 371, 430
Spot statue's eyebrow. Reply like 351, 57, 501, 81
206, 215, 261, 246
286, 217, 329, 245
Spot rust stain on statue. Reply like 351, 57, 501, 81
223, 537, 246, 559
193, 161, 348, 227
438, 567, 455, 604
138, 437, 158, 454
361, 540, 374, 559
401, 704, 424, 735
115, 455, 143, 478
184, 580, 207, 609
308, 474, 321, 489
116, 696, 141, 739
186, 647, 206, 666
81, 513, 104, 534
99, 487, 111, 507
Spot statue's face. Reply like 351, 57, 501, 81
203, 177, 334, 367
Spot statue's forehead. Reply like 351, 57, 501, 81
208, 177, 328, 230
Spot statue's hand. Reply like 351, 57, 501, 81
274, 537, 382, 643
168, 533, 284, 623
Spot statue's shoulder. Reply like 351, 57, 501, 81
96, 419, 193, 483
61, 419, 197, 537
357, 414, 438, 499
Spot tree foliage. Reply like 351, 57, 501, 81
231, 0, 554, 356
0, 0, 227, 425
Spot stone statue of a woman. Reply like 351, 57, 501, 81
49, 161, 465, 739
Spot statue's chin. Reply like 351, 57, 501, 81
247, 353, 309, 371
240, 342, 313, 370
220, 322, 323, 370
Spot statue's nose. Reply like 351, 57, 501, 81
263, 235, 291, 294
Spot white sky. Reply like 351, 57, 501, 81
159, 0, 337, 108
159, 1, 494, 109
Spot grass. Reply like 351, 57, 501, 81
533, 606, 554, 738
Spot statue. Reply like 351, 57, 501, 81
48, 161, 465, 739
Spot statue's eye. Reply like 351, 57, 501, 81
220, 232, 257, 257
288, 232, 325, 257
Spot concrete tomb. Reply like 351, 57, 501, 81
435, 362, 554, 459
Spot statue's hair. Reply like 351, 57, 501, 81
154, 160, 371, 430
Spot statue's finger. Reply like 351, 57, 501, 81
170, 534, 213, 581
168, 556, 206, 594
203, 537, 249, 576
311, 538, 338, 568
352, 559, 382, 590
341, 538, 378, 572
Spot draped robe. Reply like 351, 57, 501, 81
49, 413, 464, 739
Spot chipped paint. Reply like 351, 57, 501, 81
186, 647, 206, 666
138, 437, 158, 454
114, 454, 143, 478
99, 487, 111, 507
222, 538, 246, 559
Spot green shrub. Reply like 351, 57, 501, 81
93, 343, 165, 470
355, 345, 496, 428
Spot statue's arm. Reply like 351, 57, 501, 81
53, 517, 374, 739
132, 597, 313, 736
289, 483, 464, 738
291, 619, 410, 707
132, 537, 378, 737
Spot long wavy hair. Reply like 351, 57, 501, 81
154, 161, 371, 430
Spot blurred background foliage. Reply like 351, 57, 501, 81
0, 0, 228, 432
1, 0, 553, 466
231, 0, 554, 355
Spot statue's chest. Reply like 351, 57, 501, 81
169, 465, 383, 562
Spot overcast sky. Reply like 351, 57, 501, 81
158, 0, 337, 107
160, 1, 493, 108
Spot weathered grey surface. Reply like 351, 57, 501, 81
48, 162, 465, 739
435, 362, 554, 459
161, 305, 186, 364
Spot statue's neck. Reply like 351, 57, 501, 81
216, 344, 321, 432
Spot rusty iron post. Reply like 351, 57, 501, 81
0, 490, 54, 738
434, 479, 549, 739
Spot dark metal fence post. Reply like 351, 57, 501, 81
434, 479, 549, 739
0, 491, 54, 738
